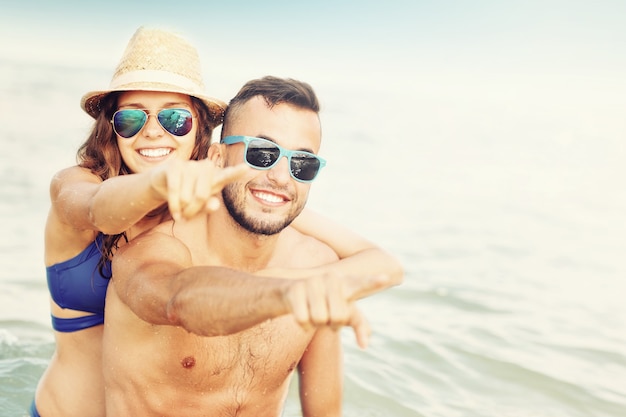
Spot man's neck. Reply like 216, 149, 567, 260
206, 209, 281, 273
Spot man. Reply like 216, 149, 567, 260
103, 76, 396, 416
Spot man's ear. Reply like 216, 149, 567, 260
208, 142, 225, 167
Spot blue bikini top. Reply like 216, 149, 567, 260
46, 234, 111, 332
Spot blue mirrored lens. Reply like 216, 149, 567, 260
112, 109, 193, 138
157, 109, 193, 136
113, 110, 146, 138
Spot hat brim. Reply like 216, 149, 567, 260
81, 84, 227, 127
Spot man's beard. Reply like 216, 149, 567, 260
222, 183, 301, 236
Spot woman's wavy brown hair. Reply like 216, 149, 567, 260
77, 92, 215, 277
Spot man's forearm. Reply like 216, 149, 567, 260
165, 266, 290, 336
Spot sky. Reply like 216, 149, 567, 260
3, 1, 626, 86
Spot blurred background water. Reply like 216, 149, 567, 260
1, 1, 626, 416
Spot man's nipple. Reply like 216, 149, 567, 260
181, 356, 196, 369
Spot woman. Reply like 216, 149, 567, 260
32, 27, 402, 417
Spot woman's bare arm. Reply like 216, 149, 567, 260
289, 209, 404, 286
51, 161, 248, 235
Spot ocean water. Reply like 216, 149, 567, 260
1, 58, 625, 417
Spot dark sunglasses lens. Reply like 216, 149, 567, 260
158, 109, 193, 136
113, 110, 147, 138
247, 139, 280, 168
290, 153, 321, 181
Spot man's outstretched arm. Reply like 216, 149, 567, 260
111, 230, 390, 338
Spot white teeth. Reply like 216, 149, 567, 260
139, 148, 171, 157
253, 191, 284, 203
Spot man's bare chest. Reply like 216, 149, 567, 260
155, 317, 312, 389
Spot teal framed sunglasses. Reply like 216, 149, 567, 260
222, 135, 327, 182
111, 108, 194, 138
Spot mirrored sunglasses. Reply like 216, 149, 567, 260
221, 135, 327, 183
111, 108, 194, 138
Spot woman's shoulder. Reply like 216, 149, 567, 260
51, 165, 99, 185
49, 166, 102, 197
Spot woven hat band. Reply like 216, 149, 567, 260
111, 70, 202, 92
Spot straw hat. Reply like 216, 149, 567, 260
81, 26, 226, 127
